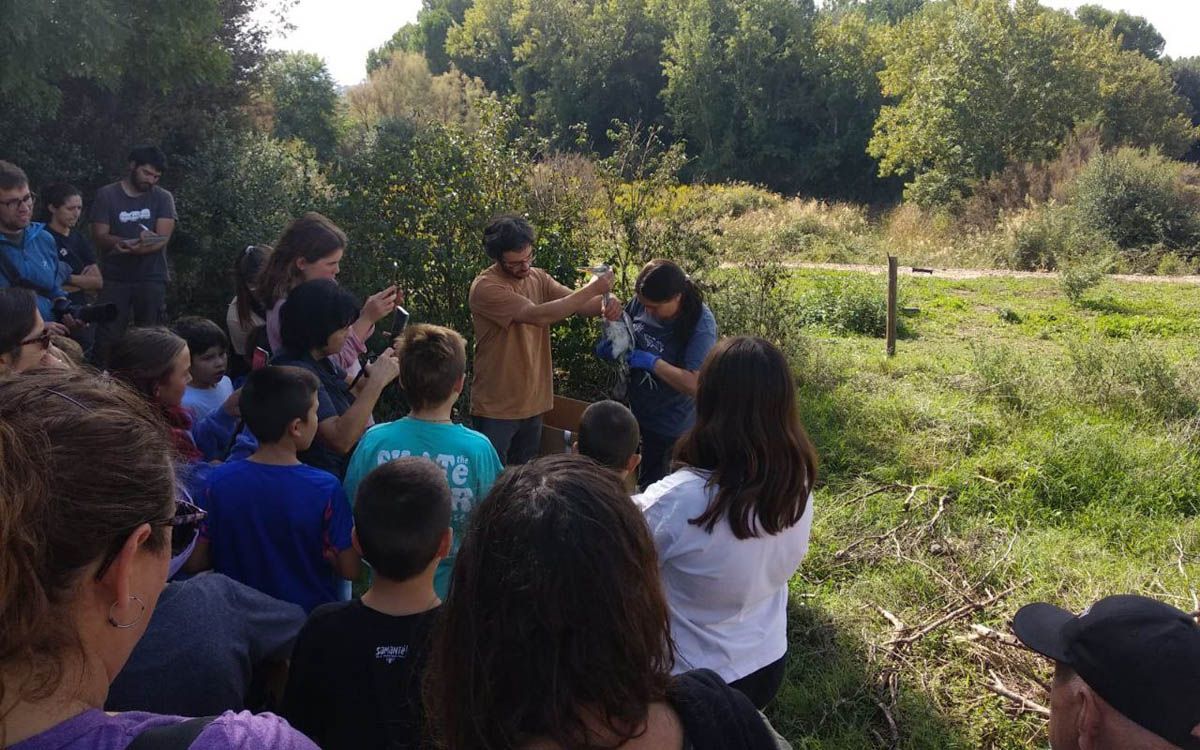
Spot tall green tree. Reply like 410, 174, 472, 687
869, 0, 1196, 205
1075, 4, 1165, 60
368, 0, 473, 74
823, 0, 924, 23
0, 0, 269, 188
512, 0, 669, 145
1171, 57, 1200, 161
259, 52, 341, 160
445, 0, 521, 93
662, 0, 821, 190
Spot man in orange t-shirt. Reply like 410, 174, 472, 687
468, 214, 621, 464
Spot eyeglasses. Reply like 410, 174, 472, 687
0, 192, 35, 210
501, 252, 535, 271
20, 328, 52, 350
93, 487, 208, 581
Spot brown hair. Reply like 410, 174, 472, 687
256, 213, 347, 308
0, 369, 175, 720
395, 324, 466, 411
0, 288, 38, 362
234, 244, 270, 329
426, 454, 673, 749
0, 161, 29, 192
107, 327, 187, 399
674, 336, 818, 539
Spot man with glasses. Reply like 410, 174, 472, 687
90, 144, 177, 363
0, 161, 71, 325
468, 214, 621, 465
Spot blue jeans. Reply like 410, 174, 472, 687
473, 415, 543, 466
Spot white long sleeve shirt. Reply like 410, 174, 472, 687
635, 468, 814, 682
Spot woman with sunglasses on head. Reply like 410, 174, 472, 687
634, 337, 817, 711
0, 287, 71, 373
0, 369, 316, 749
427, 453, 792, 750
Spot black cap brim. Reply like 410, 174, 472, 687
1013, 602, 1075, 663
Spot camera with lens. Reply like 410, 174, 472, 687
53, 298, 119, 325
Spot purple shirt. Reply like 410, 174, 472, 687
11, 709, 316, 750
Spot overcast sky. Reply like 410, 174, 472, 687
260, 0, 1200, 87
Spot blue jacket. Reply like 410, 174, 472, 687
0, 222, 69, 320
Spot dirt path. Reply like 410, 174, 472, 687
755, 261, 1200, 285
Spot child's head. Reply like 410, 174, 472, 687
240, 365, 320, 449
353, 457, 452, 583
577, 400, 641, 478
394, 324, 467, 411
171, 316, 228, 388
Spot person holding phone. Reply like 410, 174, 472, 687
90, 145, 177, 364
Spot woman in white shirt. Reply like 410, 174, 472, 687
634, 336, 818, 710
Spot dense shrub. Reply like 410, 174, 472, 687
1067, 338, 1198, 421
1059, 255, 1109, 306
1071, 147, 1200, 252
665, 182, 782, 222
332, 106, 614, 402
796, 275, 890, 337
1003, 204, 1116, 271
171, 127, 336, 322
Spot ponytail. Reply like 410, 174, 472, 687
635, 259, 705, 349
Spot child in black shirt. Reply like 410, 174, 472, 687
283, 457, 452, 749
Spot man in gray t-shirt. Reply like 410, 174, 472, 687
90, 144, 177, 362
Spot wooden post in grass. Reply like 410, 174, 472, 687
886, 256, 898, 357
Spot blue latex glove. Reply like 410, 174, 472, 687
628, 349, 661, 371
594, 338, 617, 361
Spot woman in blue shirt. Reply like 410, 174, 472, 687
602, 259, 718, 489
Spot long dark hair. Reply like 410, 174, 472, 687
674, 336, 818, 540
427, 454, 674, 750
0, 288, 38, 361
636, 259, 704, 348
256, 213, 347, 308
234, 244, 269, 328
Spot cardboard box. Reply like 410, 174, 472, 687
538, 395, 590, 456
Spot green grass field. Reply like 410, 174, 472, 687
760, 270, 1200, 748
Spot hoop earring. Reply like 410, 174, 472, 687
107, 594, 146, 629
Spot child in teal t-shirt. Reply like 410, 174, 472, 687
343, 324, 503, 596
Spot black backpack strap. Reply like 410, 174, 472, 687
126, 716, 218, 750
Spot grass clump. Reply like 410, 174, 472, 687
796, 275, 890, 337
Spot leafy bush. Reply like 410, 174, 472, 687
971, 343, 1044, 414
666, 182, 782, 222
1067, 338, 1198, 420
1059, 255, 1109, 306
1003, 204, 1116, 271
171, 126, 336, 322
1071, 147, 1200, 251
796, 275, 890, 337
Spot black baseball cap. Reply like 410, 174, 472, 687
1013, 595, 1200, 750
